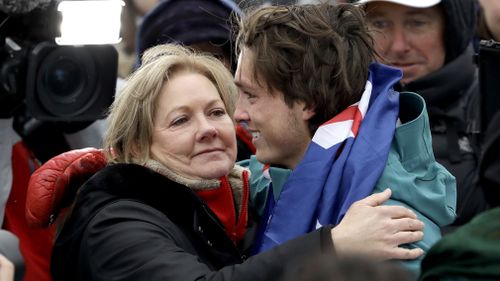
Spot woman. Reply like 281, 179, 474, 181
50, 44, 334, 281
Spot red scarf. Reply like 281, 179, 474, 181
196, 171, 249, 244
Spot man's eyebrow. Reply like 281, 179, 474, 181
365, 8, 388, 18
366, 11, 386, 18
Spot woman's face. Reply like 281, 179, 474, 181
150, 71, 237, 180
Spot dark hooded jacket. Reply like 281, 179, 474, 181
477, 112, 500, 209
398, 0, 488, 226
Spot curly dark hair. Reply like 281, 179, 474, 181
236, 3, 376, 135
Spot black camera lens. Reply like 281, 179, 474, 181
34, 46, 98, 118
26, 43, 117, 121
46, 59, 82, 97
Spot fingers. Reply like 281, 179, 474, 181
358, 188, 392, 207
392, 230, 424, 245
376, 205, 418, 219
393, 217, 424, 232
388, 247, 424, 260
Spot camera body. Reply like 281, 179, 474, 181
0, 2, 118, 121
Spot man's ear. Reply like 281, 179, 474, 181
302, 105, 316, 121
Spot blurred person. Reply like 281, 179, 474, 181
474, 113, 500, 223
474, 0, 500, 222
117, 0, 162, 78
358, 0, 485, 227
121, 0, 162, 52
48, 43, 414, 281
419, 207, 500, 281
234, 3, 455, 276
135, 0, 241, 72
419, 109, 500, 280
418, 39, 500, 279
132, 0, 161, 15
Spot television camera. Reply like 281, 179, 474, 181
0, 1, 119, 122
0, 0, 121, 162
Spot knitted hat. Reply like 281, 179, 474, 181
136, 0, 240, 66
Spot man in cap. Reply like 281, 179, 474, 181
358, 0, 486, 227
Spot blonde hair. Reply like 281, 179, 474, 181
104, 44, 238, 164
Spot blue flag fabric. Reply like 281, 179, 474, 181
254, 63, 403, 253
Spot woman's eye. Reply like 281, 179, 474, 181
171, 117, 188, 126
211, 108, 226, 117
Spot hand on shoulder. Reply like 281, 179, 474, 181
331, 188, 424, 260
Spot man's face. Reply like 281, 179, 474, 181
234, 48, 314, 169
366, 2, 446, 84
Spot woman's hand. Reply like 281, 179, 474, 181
331, 188, 424, 260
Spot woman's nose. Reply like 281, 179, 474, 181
197, 118, 218, 141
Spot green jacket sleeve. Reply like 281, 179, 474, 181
374, 92, 457, 276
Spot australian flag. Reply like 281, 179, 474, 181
254, 63, 403, 253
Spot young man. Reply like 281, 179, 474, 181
358, 0, 487, 226
234, 3, 455, 275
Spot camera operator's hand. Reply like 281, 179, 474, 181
331, 189, 424, 261
0, 254, 14, 281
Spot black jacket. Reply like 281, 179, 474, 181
478, 112, 500, 208
400, 46, 487, 226
51, 164, 333, 281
